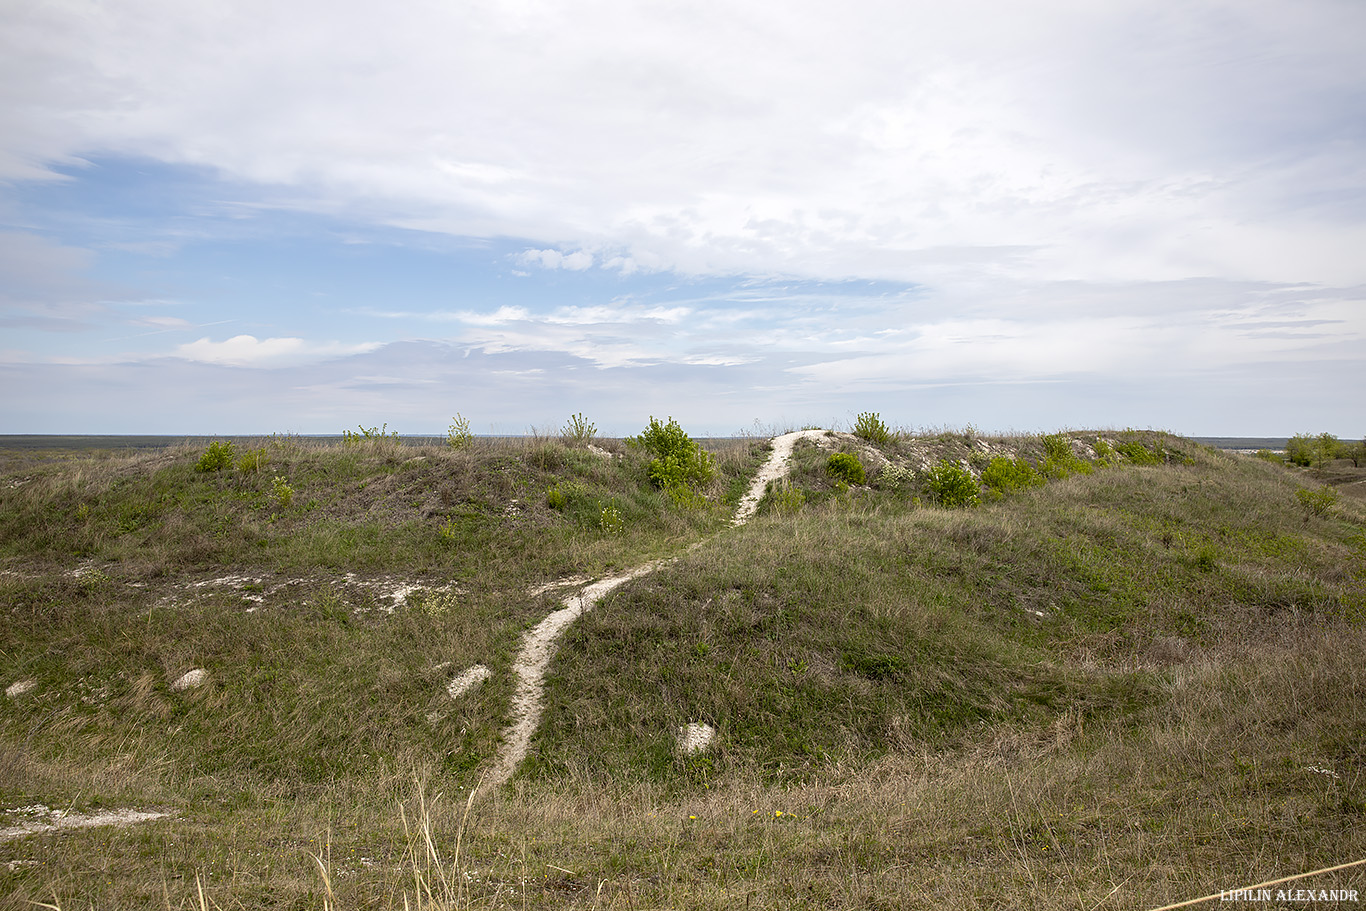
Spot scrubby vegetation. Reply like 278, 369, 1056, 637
825, 451, 865, 485
0, 424, 1363, 909
629, 415, 717, 503
851, 411, 891, 444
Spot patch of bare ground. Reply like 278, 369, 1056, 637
0, 805, 172, 843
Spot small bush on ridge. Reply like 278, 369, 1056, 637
980, 456, 1042, 499
561, 412, 597, 444
1039, 434, 1093, 478
924, 460, 979, 508
827, 452, 866, 485
853, 412, 891, 445
630, 416, 715, 496
195, 441, 236, 473
344, 424, 399, 447
1115, 441, 1160, 465
271, 476, 294, 509
447, 414, 472, 450
237, 447, 266, 473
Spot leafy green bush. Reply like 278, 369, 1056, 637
826, 452, 866, 485
447, 414, 472, 450
770, 482, 806, 515
1114, 441, 1160, 465
1254, 449, 1283, 463
853, 412, 891, 445
979, 456, 1043, 498
344, 423, 399, 446
923, 460, 979, 508
546, 485, 567, 510
237, 447, 266, 473
271, 476, 294, 509
195, 441, 236, 473
630, 416, 715, 495
561, 412, 596, 444
1295, 485, 1338, 517
1039, 434, 1093, 478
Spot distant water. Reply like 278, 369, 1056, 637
1192, 437, 1289, 452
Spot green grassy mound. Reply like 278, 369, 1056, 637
0, 429, 1363, 909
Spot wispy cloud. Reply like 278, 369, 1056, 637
174, 335, 382, 367
516, 248, 594, 271
0, 0, 1360, 435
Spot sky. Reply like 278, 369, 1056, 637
1, 0, 1363, 438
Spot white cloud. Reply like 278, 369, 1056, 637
1, 0, 1362, 436
132, 315, 191, 329
3, 0, 1360, 288
516, 248, 594, 271
174, 335, 380, 367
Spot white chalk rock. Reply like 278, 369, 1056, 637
5, 679, 36, 699
170, 668, 207, 691
446, 664, 491, 699
677, 722, 716, 755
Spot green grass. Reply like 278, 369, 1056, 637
1, 430, 1364, 908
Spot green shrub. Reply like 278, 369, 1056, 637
1093, 437, 1117, 464
1254, 449, 1283, 463
979, 456, 1043, 498
826, 452, 866, 485
770, 482, 806, 515
546, 485, 567, 510
345, 423, 400, 447
1295, 485, 1338, 517
237, 447, 266, 473
853, 412, 891, 445
1114, 441, 1160, 466
1039, 434, 1093, 478
629, 416, 715, 495
923, 460, 979, 508
561, 412, 597, 444
271, 476, 294, 509
195, 441, 236, 473
447, 414, 472, 450
438, 518, 460, 543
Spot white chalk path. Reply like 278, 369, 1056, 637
480, 430, 824, 793
731, 429, 827, 526
0, 806, 172, 844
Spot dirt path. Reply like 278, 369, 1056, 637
479, 430, 823, 794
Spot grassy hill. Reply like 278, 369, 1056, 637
0, 428, 1363, 909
